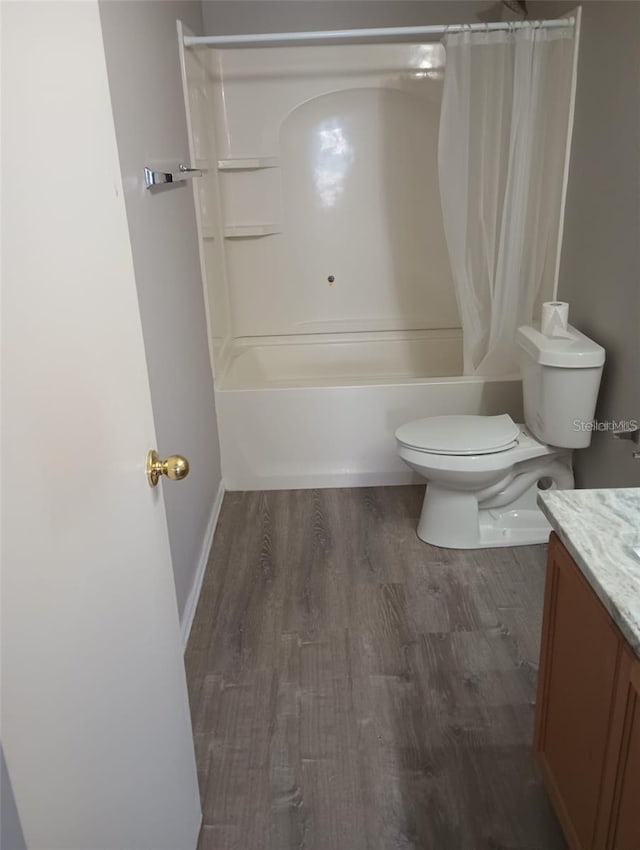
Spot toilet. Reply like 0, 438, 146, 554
396, 324, 605, 549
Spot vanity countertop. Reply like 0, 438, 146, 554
538, 488, 640, 659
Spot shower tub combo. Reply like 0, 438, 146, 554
179, 32, 528, 491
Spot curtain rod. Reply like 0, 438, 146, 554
184, 18, 575, 48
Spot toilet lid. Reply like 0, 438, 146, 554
396, 414, 520, 455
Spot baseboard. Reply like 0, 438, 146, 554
180, 479, 226, 651
223, 470, 422, 491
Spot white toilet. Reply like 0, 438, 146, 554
396, 324, 605, 549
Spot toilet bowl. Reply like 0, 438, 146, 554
396, 414, 574, 548
395, 323, 605, 550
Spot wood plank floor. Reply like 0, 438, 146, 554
185, 486, 566, 850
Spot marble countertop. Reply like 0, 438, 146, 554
538, 488, 640, 658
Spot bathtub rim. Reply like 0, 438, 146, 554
216, 372, 522, 392
216, 327, 466, 389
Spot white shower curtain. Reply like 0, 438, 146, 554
438, 26, 575, 376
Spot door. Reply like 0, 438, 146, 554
1, 3, 200, 848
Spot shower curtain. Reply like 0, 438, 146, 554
438, 25, 575, 376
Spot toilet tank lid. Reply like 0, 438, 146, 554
395, 414, 520, 455
517, 323, 605, 368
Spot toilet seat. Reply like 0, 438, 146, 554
395, 414, 520, 456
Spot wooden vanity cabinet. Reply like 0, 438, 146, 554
604, 657, 640, 850
535, 532, 640, 850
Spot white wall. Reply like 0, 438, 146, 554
99, 1, 222, 622
530, 1, 640, 487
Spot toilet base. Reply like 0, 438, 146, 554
417, 479, 556, 549
476, 505, 552, 548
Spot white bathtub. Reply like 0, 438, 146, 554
215, 333, 523, 490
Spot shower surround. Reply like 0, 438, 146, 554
180, 27, 574, 489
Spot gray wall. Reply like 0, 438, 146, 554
202, 1, 496, 35
99, 1, 222, 622
532, 1, 640, 487
1, 748, 26, 850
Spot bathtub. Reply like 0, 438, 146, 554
215, 332, 524, 490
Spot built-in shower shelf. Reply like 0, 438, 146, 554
223, 223, 281, 238
217, 157, 279, 171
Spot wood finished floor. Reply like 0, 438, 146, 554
185, 486, 566, 850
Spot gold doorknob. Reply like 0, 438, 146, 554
146, 449, 190, 488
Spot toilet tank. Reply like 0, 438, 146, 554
517, 324, 605, 449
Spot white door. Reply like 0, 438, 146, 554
1, 3, 201, 848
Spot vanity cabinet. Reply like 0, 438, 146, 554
604, 658, 640, 850
535, 533, 640, 850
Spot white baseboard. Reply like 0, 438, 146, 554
180, 479, 226, 651
223, 469, 421, 491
